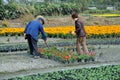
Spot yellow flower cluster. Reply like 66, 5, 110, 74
92, 14, 120, 17
45, 25, 120, 36
0, 28, 24, 35
44, 26, 75, 34
0, 25, 120, 36
85, 25, 120, 35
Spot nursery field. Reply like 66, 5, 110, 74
0, 14, 120, 80
0, 0, 120, 78
0, 25, 120, 79
0, 37, 120, 79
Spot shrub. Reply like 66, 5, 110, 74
0, 4, 36, 20
0, 4, 22, 20
1, 20, 9, 27
34, 3, 80, 16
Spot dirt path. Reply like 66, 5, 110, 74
0, 45, 120, 79
1, 15, 120, 27
0, 53, 61, 73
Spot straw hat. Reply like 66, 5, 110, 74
36, 15, 45, 25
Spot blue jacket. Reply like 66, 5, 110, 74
24, 20, 47, 41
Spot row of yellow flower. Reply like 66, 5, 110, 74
45, 25, 120, 35
0, 25, 120, 36
92, 14, 120, 17
0, 28, 24, 34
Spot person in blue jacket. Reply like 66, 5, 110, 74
24, 16, 47, 58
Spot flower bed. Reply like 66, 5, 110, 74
0, 25, 120, 38
38, 47, 95, 64
92, 14, 120, 17
9, 65, 120, 80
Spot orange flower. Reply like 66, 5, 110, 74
38, 48, 44, 53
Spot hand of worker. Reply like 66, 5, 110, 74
24, 33, 27, 39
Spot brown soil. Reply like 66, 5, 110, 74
0, 14, 120, 27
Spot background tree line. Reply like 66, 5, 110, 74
0, 0, 120, 20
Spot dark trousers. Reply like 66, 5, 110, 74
26, 35, 39, 56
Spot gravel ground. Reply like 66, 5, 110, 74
0, 53, 61, 73
95, 45, 120, 62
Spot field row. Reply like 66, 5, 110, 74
0, 25, 120, 38
9, 65, 120, 80
0, 38, 120, 52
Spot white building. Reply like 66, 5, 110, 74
88, 7, 97, 10
28, 0, 44, 3
36, 0, 44, 2
106, 6, 115, 10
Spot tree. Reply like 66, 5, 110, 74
109, 0, 120, 10
92, 0, 120, 10
16, 0, 37, 5
15, 0, 28, 4
74, 0, 92, 12
44, 0, 53, 3
7, 0, 16, 4
0, 0, 3, 5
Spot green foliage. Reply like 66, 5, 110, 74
0, 3, 36, 20
34, 3, 80, 16
0, 0, 3, 5
0, 0, 120, 20
15, 34, 18, 40
1, 20, 9, 27
0, 31, 120, 41
0, 44, 28, 52
9, 65, 120, 80
0, 4, 23, 20
46, 33, 120, 39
